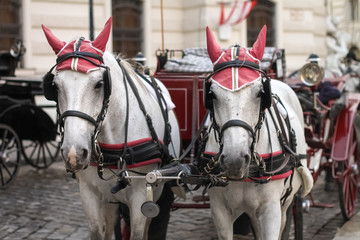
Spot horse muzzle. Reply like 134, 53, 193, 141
220, 152, 251, 180
61, 145, 90, 172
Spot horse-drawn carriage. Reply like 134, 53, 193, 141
35, 17, 358, 240
0, 41, 60, 189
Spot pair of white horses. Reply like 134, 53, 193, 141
42, 17, 312, 240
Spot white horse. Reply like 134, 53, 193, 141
42, 17, 180, 239
203, 26, 313, 240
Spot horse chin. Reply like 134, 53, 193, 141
225, 169, 249, 181
64, 160, 90, 173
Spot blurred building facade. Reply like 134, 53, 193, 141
0, 0, 358, 75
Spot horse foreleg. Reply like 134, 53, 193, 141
209, 194, 234, 240
124, 186, 152, 240
250, 200, 282, 240
127, 203, 151, 240
78, 179, 118, 240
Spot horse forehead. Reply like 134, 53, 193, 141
213, 80, 261, 110
212, 75, 262, 96
212, 48, 261, 91
219, 47, 258, 63
56, 70, 102, 85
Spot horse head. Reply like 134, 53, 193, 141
205, 25, 267, 180
42, 17, 112, 172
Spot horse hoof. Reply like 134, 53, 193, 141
141, 201, 160, 218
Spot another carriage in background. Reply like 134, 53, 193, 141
0, 40, 60, 189
286, 61, 360, 220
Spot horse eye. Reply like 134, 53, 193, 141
52, 82, 58, 90
257, 90, 264, 98
208, 90, 216, 99
95, 80, 104, 89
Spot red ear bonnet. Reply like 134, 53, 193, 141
206, 26, 223, 64
42, 17, 113, 73
206, 25, 267, 91
42, 25, 66, 54
92, 17, 112, 53
249, 25, 266, 61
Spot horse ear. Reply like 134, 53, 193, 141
42, 25, 66, 54
92, 17, 113, 52
249, 25, 267, 60
206, 26, 223, 63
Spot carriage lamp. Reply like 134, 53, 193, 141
300, 63, 324, 108
300, 63, 324, 87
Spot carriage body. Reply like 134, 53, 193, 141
154, 64, 208, 145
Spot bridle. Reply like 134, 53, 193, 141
202, 53, 272, 175
42, 37, 112, 163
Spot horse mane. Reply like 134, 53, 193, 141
104, 51, 150, 94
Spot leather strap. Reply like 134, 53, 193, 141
220, 119, 255, 138
60, 110, 97, 127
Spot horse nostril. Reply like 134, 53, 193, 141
244, 153, 251, 165
81, 149, 89, 159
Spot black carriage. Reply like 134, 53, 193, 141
0, 44, 60, 189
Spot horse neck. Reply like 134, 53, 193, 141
99, 54, 163, 144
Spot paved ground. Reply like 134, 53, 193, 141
0, 160, 359, 240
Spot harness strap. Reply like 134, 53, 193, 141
119, 62, 160, 143
213, 59, 260, 73
271, 97, 290, 147
264, 100, 295, 175
56, 51, 104, 65
220, 119, 254, 138
100, 140, 165, 166
149, 75, 171, 146
59, 110, 97, 127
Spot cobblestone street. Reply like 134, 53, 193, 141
0, 161, 358, 240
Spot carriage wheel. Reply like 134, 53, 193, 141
21, 134, 60, 169
0, 124, 21, 189
338, 129, 359, 220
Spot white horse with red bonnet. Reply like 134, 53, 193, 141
202, 26, 313, 239
42, 17, 180, 239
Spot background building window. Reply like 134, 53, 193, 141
112, 0, 143, 58
346, 0, 359, 21
247, 0, 275, 47
0, 0, 21, 51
